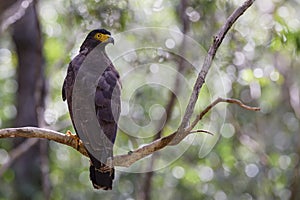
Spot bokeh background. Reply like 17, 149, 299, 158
0, 0, 299, 199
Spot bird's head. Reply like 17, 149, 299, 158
80, 29, 114, 52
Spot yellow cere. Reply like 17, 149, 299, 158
94, 33, 110, 42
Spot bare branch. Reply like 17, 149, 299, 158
187, 97, 260, 133
176, 0, 255, 142
189, 129, 214, 135
0, 127, 88, 157
0, 97, 259, 168
113, 97, 259, 166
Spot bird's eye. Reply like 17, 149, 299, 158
95, 33, 102, 39
94, 33, 110, 42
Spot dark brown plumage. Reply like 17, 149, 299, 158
62, 29, 121, 190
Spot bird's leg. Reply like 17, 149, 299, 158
66, 130, 82, 150
97, 158, 114, 175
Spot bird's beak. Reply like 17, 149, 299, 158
107, 36, 114, 45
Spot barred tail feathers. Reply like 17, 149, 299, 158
89, 163, 114, 190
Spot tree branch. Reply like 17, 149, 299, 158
0, 97, 259, 168
0, 128, 89, 157
113, 97, 259, 166
176, 0, 255, 142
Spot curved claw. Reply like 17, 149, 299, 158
66, 130, 81, 150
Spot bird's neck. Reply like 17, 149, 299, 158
79, 37, 98, 53
79, 44, 108, 56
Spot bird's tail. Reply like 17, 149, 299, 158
89, 163, 114, 190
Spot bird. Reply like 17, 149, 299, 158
62, 29, 121, 190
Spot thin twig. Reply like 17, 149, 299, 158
186, 97, 260, 133
189, 129, 214, 135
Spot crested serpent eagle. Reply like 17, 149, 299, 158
62, 29, 121, 190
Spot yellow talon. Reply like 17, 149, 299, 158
66, 130, 81, 150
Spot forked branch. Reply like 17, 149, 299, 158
0, 97, 259, 168
0, 0, 256, 171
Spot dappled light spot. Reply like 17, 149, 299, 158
250, 81, 261, 99
277, 6, 289, 18
3, 105, 16, 119
240, 193, 253, 200
149, 104, 166, 121
185, 7, 200, 22
21, 0, 30, 8
149, 63, 159, 73
245, 163, 259, 178
3, 80, 17, 94
221, 123, 235, 139
123, 51, 138, 62
172, 166, 185, 179
79, 171, 89, 185
0, 49, 12, 65
243, 41, 255, 52
165, 38, 175, 49
278, 155, 291, 170
152, 0, 164, 12
270, 71, 280, 82
253, 68, 263, 78
274, 132, 291, 151
276, 188, 291, 200
202, 183, 216, 196
198, 166, 214, 182
282, 112, 299, 132
214, 190, 227, 200
44, 109, 58, 125
118, 180, 134, 195
233, 52, 245, 66
0, 149, 9, 165
257, 0, 274, 13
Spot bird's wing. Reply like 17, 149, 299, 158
62, 79, 67, 101
94, 66, 121, 143
62, 53, 86, 103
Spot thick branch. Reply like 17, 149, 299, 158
0, 128, 89, 157
0, 98, 259, 168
